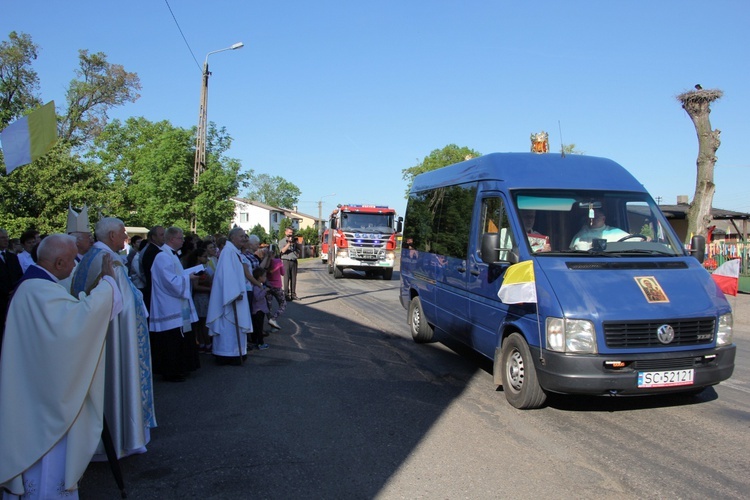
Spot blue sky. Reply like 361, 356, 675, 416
3, 0, 749, 220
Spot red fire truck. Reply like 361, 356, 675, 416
326, 204, 402, 280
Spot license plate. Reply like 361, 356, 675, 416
637, 369, 694, 388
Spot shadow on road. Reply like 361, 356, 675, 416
79, 283, 476, 499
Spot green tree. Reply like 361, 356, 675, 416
562, 143, 584, 155
0, 31, 42, 128
246, 173, 300, 209
248, 223, 270, 244
298, 226, 319, 246
91, 118, 248, 234
402, 144, 481, 198
59, 50, 141, 146
91, 117, 193, 227
1, 34, 143, 235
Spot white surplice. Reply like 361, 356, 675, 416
149, 244, 197, 332
206, 240, 252, 357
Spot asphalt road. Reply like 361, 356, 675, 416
80, 259, 750, 499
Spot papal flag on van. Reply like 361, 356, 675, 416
498, 260, 537, 304
0, 101, 57, 174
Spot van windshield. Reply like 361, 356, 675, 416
513, 190, 684, 256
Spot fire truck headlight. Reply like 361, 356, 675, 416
717, 313, 733, 346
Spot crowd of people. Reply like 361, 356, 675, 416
0, 205, 302, 498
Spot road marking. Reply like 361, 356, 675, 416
721, 380, 750, 394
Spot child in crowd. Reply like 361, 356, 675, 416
265, 244, 286, 330
250, 267, 270, 350
205, 241, 218, 276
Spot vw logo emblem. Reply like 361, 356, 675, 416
656, 324, 675, 344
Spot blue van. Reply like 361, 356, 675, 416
399, 153, 736, 409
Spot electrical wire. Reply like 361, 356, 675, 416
163, 0, 202, 72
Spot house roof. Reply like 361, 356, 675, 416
659, 204, 750, 220
231, 197, 288, 213
230, 197, 319, 221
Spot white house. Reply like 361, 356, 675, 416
231, 197, 291, 234
231, 197, 323, 236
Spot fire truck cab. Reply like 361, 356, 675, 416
327, 204, 402, 280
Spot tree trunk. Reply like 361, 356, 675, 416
677, 88, 723, 244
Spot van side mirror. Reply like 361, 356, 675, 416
481, 233, 499, 263
481, 233, 518, 264
689, 235, 706, 263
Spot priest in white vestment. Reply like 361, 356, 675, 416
149, 226, 199, 381
0, 234, 122, 498
207, 227, 253, 363
70, 217, 156, 459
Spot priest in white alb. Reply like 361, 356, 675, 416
207, 227, 253, 364
0, 234, 122, 498
70, 217, 156, 459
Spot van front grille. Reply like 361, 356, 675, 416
603, 318, 715, 348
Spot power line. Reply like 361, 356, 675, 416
163, 0, 202, 72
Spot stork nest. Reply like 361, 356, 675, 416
677, 88, 723, 103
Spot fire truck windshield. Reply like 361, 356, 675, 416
341, 213, 394, 233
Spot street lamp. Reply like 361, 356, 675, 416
192, 41, 244, 232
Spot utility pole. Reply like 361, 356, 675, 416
192, 61, 209, 232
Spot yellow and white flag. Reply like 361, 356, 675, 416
0, 101, 57, 173
498, 260, 536, 304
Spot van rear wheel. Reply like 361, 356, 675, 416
500, 333, 546, 409
409, 296, 434, 343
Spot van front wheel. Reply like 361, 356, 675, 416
501, 333, 546, 409
409, 296, 434, 343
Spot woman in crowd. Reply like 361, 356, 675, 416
184, 244, 213, 353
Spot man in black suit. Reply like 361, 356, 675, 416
0, 228, 24, 355
140, 225, 165, 315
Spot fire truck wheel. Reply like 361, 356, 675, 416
382, 268, 393, 280
409, 296, 434, 343
500, 333, 546, 409
334, 266, 344, 279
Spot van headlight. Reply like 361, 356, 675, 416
546, 317, 597, 354
717, 313, 733, 346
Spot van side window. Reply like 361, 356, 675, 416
403, 183, 477, 258
479, 197, 515, 261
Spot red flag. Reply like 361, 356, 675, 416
712, 259, 740, 296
